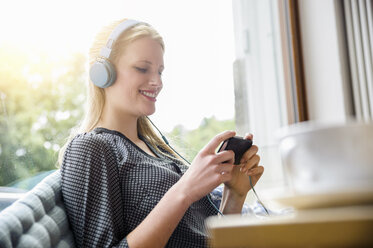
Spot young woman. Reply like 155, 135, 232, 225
59, 19, 264, 248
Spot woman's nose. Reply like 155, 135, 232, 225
149, 73, 162, 87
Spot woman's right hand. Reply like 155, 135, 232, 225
175, 130, 236, 205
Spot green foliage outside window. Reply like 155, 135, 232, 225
0, 45, 85, 185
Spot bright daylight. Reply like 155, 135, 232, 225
0, 0, 236, 185
0, 0, 373, 247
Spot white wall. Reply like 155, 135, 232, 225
298, 0, 353, 122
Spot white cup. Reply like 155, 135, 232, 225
278, 121, 373, 194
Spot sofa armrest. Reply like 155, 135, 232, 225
0, 170, 76, 248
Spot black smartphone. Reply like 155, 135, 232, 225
218, 136, 253, 165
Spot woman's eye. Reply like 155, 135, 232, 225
135, 67, 147, 73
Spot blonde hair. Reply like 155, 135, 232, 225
58, 19, 180, 165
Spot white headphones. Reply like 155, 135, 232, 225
89, 19, 143, 88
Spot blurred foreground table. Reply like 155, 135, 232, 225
206, 205, 373, 248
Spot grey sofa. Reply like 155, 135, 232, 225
0, 170, 76, 248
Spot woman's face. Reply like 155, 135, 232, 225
105, 36, 164, 118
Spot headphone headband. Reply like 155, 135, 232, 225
99, 19, 142, 58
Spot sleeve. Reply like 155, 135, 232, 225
61, 133, 129, 248
209, 186, 223, 210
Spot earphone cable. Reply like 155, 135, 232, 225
249, 176, 270, 215
147, 117, 191, 165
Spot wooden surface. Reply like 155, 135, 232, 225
206, 205, 373, 248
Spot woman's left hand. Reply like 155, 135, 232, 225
224, 133, 264, 197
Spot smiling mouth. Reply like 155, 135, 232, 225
139, 90, 158, 101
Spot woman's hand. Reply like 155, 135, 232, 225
175, 131, 236, 205
224, 133, 264, 198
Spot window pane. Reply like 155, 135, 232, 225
232, 0, 288, 192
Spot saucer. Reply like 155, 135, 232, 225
270, 188, 373, 209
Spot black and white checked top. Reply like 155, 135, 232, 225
61, 127, 219, 247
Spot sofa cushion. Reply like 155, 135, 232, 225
0, 170, 76, 248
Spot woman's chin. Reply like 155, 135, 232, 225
141, 108, 156, 117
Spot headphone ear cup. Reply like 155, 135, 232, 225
89, 58, 117, 88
